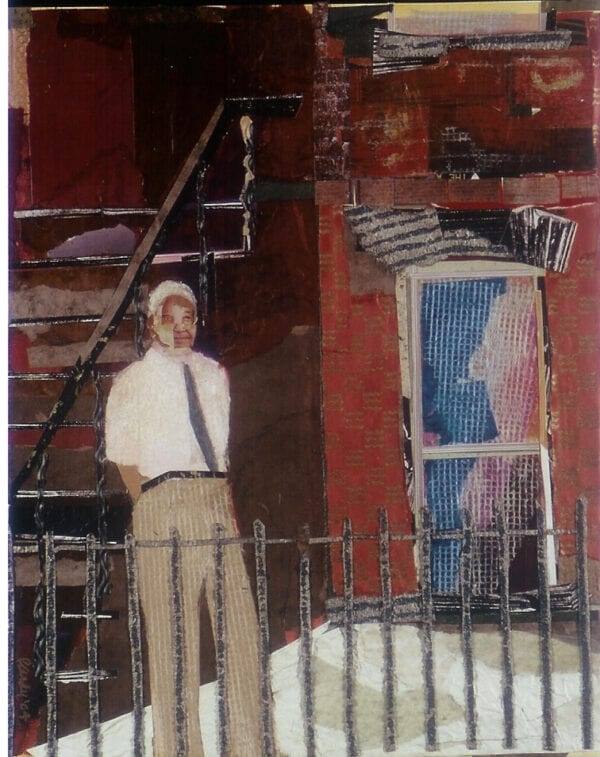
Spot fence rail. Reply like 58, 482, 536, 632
8, 498, 595, 756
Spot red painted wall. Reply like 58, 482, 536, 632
319, 204, 417, 595
545, 202, 600, 562
25, 11, 143, 209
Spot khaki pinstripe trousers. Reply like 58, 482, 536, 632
133, 477, 263, 756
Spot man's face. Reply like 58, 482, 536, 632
151, 294, 197, 354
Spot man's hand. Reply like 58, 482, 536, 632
117, 465, 147, 504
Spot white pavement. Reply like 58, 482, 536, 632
28, 621, 598, 756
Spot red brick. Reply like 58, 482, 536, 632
560, 172, 600, 201
502, 175, 560, 205
324, 371, 346, 394
326, 483, 345, 503
357, 178, 394, 206
394, 176, 448, 205
346, 468, 366, 488
343, 390, 364, 412
365, 484, 386, 505
323, 408, 345, 434
315, 180, 350, 206
325, 448, 345, 471
447, 178, 502, 204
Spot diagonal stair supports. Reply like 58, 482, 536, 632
10, 95, 302, 500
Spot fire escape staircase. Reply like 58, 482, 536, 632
9, 95, 302, 690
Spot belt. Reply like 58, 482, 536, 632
141, 470, 227, 493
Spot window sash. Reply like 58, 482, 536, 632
404, 262, 557, 588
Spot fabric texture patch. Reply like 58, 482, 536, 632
420, 277, 542, 594
373, 28, 448, 73
346, 205, 576, 273
507, 206, 577, 273
345, 205, 446, 269
421, 278, 506, 445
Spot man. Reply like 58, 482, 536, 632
105, 280, 264, 756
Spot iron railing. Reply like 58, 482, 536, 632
8, 497, 595, 756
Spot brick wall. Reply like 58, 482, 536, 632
319, 203, 417, 595
316, 7, 599, 596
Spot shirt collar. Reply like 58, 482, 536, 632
148, 343, 196, 365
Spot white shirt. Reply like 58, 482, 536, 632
105, 345, 230, 479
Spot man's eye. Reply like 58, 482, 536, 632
162, 316, 174, 324
183, 317, 193, 324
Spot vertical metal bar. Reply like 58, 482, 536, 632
93, 368, 111, 599
45, 533, 58, 756
298, 524, 316, 757
240, 115, 256, 254
86, 535, 101, 755
576, 496, 593, 749
134, 281, 146, 358
33, 452, 49, 680
460, 507, 476, 750
125, 534, 145, 756
169, 527, 187, 755
214, 522, 229, 756
420, 507, 437, 752
342, 518, 358, 757
8, 532, 15, 757
253, 519, 274, 757
195, 162, 210, 327
537, 503, 554, 751
496, 504, 515, 749
378, 508, 396, 752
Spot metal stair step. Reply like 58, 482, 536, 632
56, 669, 118, 684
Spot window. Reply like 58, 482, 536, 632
403, 261, 556, 595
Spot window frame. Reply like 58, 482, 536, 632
402, 260, 558, 589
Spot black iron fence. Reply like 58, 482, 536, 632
8, 497, 595, 756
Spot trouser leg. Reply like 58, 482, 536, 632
205, 488, 266, 756
180, 546, 207, 757
223, 540, 265, 756
136, 543, 181, 757
135, 486, 206, 757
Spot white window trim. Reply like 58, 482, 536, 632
400, 260, 557, 587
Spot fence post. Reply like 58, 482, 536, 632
496, 504, 514, 749
125, 533, 145, 756
169, 527, 187, 755
32, 452, 49, 681
253, 519, 274, 757
8, 532, 15, 757
214, 522, 229, 756
86, 534, 101, 755
576, 496, 593, 749
92, 367, 111, 599
460, 507, 476, 750
45, 532, 58, 756
298, 523, 316, 757
378, 508, 396, 752
342, 517, 358, 757
420, 507, 437, 752
537, 503, 555, 751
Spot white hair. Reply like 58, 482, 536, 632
147, 280, 197, 319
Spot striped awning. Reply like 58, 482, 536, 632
345, 205, 576, 273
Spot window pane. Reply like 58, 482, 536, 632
425, 455, 544, 594
420, 276, 540, 447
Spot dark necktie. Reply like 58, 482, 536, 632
182, 363, 219, 472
